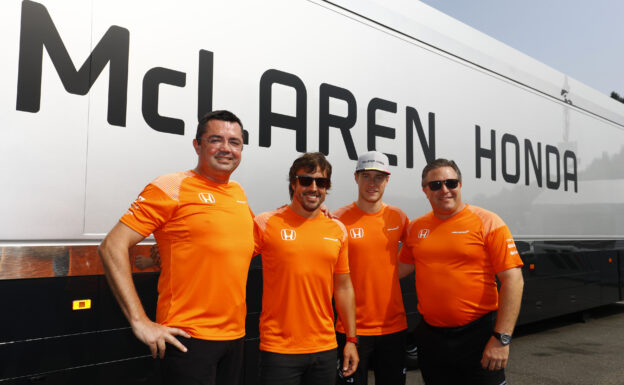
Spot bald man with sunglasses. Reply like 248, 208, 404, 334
398, 158, 524, 385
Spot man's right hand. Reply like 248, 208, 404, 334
131, 319, 191, 358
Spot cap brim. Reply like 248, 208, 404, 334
356, 167, 391, 175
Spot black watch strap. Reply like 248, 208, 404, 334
492, 331, 512, 345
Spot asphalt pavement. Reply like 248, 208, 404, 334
391, 302, 624, 385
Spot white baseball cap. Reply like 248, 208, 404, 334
355, 151, 391, 174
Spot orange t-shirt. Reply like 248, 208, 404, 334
333, 203, 409, 335
254, 206, 350, 354
399, 204, 523, 327
120, 170, 254, 340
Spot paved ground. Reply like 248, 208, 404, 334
373, 303, 624, 384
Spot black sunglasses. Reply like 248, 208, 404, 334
426, 179, 459, 191
295, 175, 331, 189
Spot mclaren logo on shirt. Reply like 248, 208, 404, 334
130, 195, 146, 210
350, 228, 364, 239
506, 239, 518, 255
281, 229, 297, 241
418, 229, 430, 239
198, 192, 215, 204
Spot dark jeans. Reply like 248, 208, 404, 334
260, 349, 337, 385
162, 337, 244, 385
336, 331, 407, 385
416, 312, 506, 385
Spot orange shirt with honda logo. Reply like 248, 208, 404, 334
254, 206, 350, 354
120, 170, 254, 340
333, 203, 409, 335
399, 204, 523, 327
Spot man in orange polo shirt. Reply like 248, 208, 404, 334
99, 110, 254, 385
253, 152, 359, 385
399, 158, 524, 385
333, 151, 409, 385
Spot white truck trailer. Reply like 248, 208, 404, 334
1, 1, 624, 383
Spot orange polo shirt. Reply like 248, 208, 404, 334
399, 204, 523, 327
333, 203, 409, 335
254, 206, 349, 354
120, 170, 254, 340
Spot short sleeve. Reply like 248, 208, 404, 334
334, 220, 350, 274
253, 212, 272, 256
253, 220, 264, 256
398, 243, 414, 265
120, 184, 176, 237
486, 225, 524, 273
399, 209, 410, 244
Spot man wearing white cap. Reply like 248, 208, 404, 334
333, 151, 410, 385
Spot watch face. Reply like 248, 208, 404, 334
494, 332, 511, 345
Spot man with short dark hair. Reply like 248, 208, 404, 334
333, 151, 409, 385
99, 110, 254, 385
254, 152, 359, 385
399, 158, 524, 385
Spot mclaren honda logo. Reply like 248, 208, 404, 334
198, 192, 215, 203
281, 229, 296, 241
349, 228, 364, 239
418, 229, 430, 239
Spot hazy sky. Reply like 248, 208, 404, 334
419, 0, 624, 97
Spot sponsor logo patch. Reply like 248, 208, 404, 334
350, 228, 364, 239
281, 229, 296, 241
198, 192, 215, 204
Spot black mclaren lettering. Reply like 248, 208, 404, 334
142, 67, 186, 135
367, 98, 397, 166
406, 107, 435, 168
259, 69, 307, 152
16, 0, 129, 126
197, 49, 213, 121
319, 83, 358, 160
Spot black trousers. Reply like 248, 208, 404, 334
162, 337, 244, 385
260, 349, 337, 385
415, 312, 506, 385
336, 330, 406, 385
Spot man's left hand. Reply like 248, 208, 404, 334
342, 341, 359, 377
480, 336, 509, 371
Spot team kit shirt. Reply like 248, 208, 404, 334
254, 206, 350, 354
120, 170, 254, 340
399, 204, 523, 327
333, 203, 409, 336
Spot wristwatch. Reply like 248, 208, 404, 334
492, 331, 512, 346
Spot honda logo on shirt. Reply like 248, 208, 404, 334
281, 229, 297, 241
198, 193, 215, 204
418, 229, 430, 239
350, 228, 364, 239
